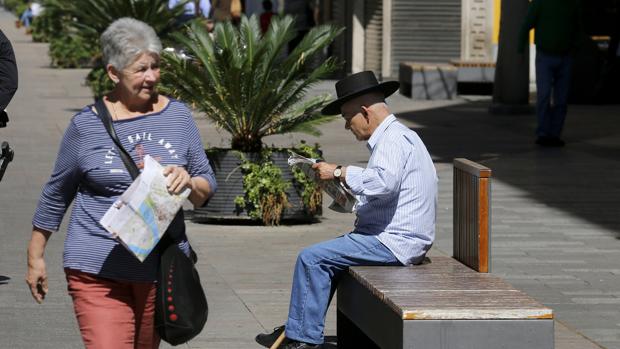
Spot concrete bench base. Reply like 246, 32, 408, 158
399, 62, 457, 100
337, 258, 554, 349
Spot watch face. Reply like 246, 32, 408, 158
334, 168, 342, 177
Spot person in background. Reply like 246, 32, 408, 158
25, 18, 216, 348
210, 0, 242, 24
18, 3, 33, 29
518, 0, 582, 147
31, 2, 43, 17
255, 71, 438, 349
168, 0, 211, 24
245, 0, 279, 17
260, 0, 275, 34
283, 0, 318, 53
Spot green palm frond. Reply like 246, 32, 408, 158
162, 15, 344, 152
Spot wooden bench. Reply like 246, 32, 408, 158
336, 158, 554, 349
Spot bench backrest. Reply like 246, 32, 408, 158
453, 158, 491, 272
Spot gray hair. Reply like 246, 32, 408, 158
101, 18, 162, 70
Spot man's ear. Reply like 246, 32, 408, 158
106, 64, 120, 84
361, 105, 370, 121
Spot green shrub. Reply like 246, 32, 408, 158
49, 35, 97, 68
3, 0, 24, 13
14, 3, 28, 17
33, 0, 187, 95
234, 150, 291, 226
30, 5, 66, 43
290, 142, 322, 215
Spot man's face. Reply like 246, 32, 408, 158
341, 99, 370, 141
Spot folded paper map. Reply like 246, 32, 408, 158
100, 155, 190, 262
288, 152, 358, 213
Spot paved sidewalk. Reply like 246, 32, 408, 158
1, 8, 617, 349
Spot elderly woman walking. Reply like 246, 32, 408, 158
25, 18, 216, 348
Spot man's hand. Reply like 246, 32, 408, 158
25, 257, 47, 304
312, 162, 338, 180
163, 165, 192, 195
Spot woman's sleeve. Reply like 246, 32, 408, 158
185, 114, 217, 195
32, 119, 82, 232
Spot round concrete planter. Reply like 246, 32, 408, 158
192, 149, 321, 224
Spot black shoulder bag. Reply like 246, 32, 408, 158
94, 99, 208, 346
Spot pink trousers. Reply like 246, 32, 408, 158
65, 269, 161, 349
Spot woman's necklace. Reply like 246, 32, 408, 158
110, 101, 120, 121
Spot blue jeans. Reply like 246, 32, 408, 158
535, 50, 573, 138
285, 233, 401, 344
20, 9, 33, 27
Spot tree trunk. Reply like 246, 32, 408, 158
490, 0, 532, 114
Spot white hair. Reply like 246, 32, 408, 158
100, 17, 162, 70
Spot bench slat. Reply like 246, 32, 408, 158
392, 290, 552, 320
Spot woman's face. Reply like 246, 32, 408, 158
117, 52, 160, 103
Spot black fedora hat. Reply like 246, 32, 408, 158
321, 71, 400, 115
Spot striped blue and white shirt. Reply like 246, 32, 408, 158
346, 114, 438, 265
32, 98, 217, 282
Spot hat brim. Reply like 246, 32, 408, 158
321, 80, 400, 115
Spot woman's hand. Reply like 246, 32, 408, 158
26, 257, 48, 304
163, 165, 192, 195
26, 228, 52, 304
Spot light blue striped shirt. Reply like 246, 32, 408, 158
32, 99, 217, 282
346, 114, 438, 265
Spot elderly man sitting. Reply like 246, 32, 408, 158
256, 71, 438, 349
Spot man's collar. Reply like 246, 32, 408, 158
367, 114, 397, 151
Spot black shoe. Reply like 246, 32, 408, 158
282, 341, 321, 349
256, 325, 287, 347
549, 137, 565, 147
535, 136, 552, 146
536, 136, 565, 147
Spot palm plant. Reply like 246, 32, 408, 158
161, 15, 343, 152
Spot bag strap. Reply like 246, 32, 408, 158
94, 99, 140, 180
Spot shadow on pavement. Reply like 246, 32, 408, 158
398, 101, 620, 236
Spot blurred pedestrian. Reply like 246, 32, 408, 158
283, 0, 318, 53
18, 3, 33, 29
25, 18, 217, 348
245, 0, 279, 17
211, 0, 242, 24
518, 0, 582, 147
260, 0, 275, 34
168, 0, 211, 24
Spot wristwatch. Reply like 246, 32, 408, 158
333, 165, 343, 180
